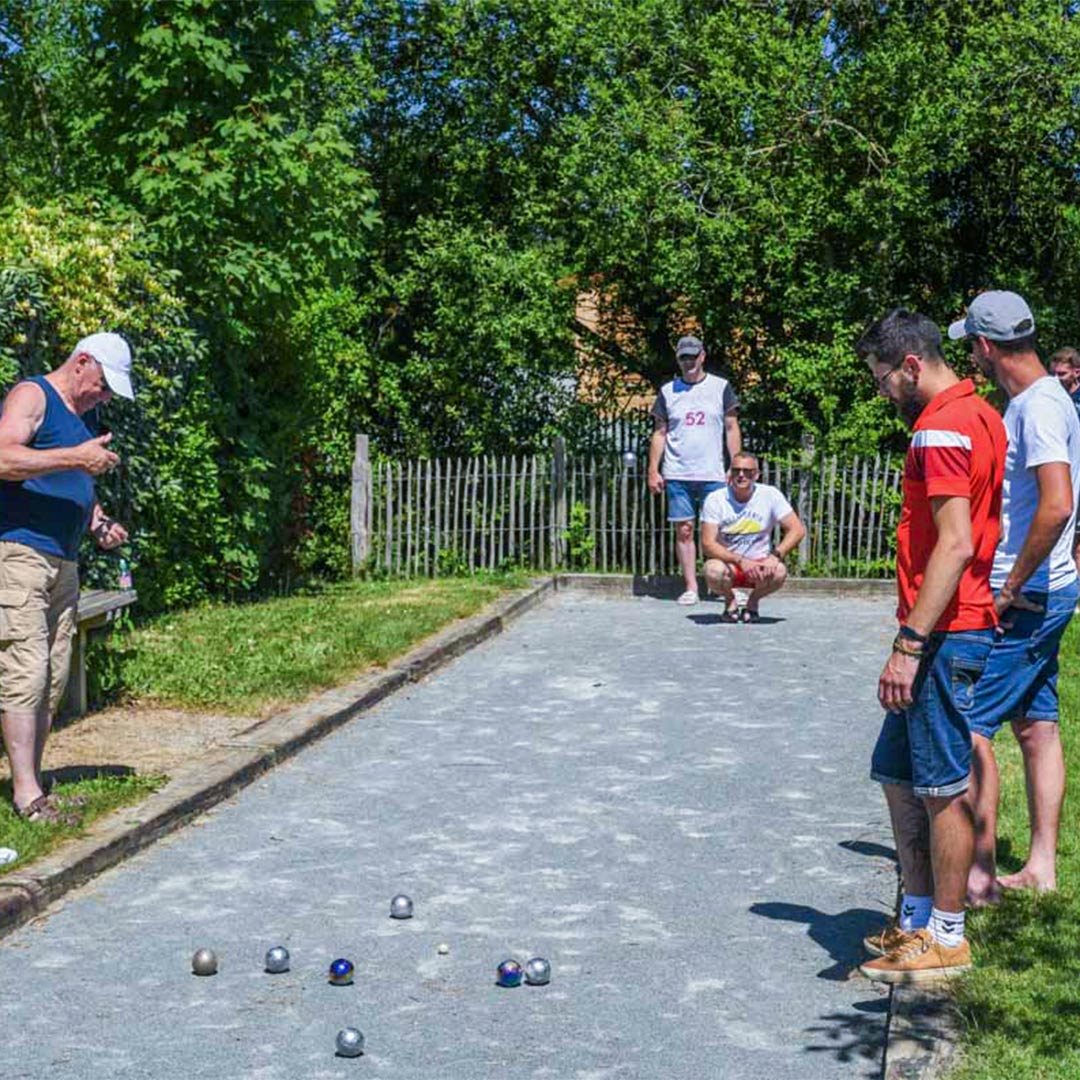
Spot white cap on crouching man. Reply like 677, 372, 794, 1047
72, 332, 135, 400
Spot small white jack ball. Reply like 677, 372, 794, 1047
437, 943, 450, 955
335, 1027, 365, 1057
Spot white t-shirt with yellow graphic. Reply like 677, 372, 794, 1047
700, 483, 794, 560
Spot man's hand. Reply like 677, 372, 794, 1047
994, 586, 1044, 625
737, 557, 767, 583
647, 469, 665, 495
93, 519, 128, 550
878, 649, 922, 712
76, 433, 119, 476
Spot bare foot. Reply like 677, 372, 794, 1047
967, 865, 1002, 907
997, 867, 1056, 893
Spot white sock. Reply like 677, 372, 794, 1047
928, 907, 965, 949
898, 893, 933, 932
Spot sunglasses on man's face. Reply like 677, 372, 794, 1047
730, 467, 756, 477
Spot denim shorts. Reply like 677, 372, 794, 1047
966, 581, 1078, 738
666, 478, 723, 522
870, 629, 994, 798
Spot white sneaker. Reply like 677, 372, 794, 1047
677, 590, 699, 606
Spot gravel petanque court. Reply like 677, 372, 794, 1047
1, 592, 899, 1079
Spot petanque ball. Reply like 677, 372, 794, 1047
329, 958, 355, 986
192, 948, 218, 976
496, 958, 523, 987
524, 956, 551, 985
264, 946, 290, 974
335, 1027, 365, 1057
389, 894, 414, 919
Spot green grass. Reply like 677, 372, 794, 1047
0, 773, 166, 876
949, 619, 1080, 1079
98, 572, 530, 714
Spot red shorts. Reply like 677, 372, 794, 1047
730, 565, 750, 588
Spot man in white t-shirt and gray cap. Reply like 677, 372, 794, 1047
648, 335, 742, 605
0, 332, 134, 824
946, 292, 1080, 905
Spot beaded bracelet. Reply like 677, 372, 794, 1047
891, 635, 924, 658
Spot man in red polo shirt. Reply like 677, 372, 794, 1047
854, 308, 1006, 983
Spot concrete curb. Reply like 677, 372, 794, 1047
883, 984, 963, 1078
554, 572, 894, 599
0, 578, 555, 940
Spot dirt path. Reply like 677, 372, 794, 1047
0, 704, 260, 783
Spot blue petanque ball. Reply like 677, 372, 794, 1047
335, 1027, 365, 1057
264, 946, 290, 974
389, 894, 414, 919
496, 958, 523, 988
329, 958, 355, 986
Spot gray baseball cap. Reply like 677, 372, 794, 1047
947, 290, 1035, 343
675, 335, 704, 358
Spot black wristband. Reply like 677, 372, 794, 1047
898, 624, 928, 644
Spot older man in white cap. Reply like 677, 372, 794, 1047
0, 333, 134, 823
946, 293, 1080, 906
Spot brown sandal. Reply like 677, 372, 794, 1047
14, 795, 80, 826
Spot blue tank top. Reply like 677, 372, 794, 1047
0, 377, 96, 560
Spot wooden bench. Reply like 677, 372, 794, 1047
59, 587, 137, 721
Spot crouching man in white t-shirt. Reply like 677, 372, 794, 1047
700, 453, 807, 622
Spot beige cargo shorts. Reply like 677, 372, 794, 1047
0, 541, 79, 715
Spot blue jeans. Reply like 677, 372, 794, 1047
870, 629, 995, 798
966, 581, 1078, 737
665, 479, 723, 522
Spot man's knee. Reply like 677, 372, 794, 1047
1012, 718, 1060, 750
772, 562, 788, 588
674, 520, 695, 542
704, 559, 731, 590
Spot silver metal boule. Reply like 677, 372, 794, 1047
389, 894, 414, 919
621, 450, 637, 469
335, 1027, 365, 1057
524, 956, 551, 985
191, 948, 218, 976
264, 946, 290, 974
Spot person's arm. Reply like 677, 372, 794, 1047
647, 421, 667, 494
772, 510, 806, 561
89, 502, 128, 550
724, 411, 742, 462
879, 495, 973, 711
0, 382, 118, 480
996, 461, 1074, 613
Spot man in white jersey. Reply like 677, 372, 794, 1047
700, 452, 806, 621
648, 335, 741, 605
948, 292, 1080, 904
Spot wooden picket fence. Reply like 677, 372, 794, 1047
351, 436, 904, 578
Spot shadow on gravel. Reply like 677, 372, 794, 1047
838, 838, 898, 864
686, 614, 787, 626
803, 999, 888, 1070
749, 901, 888, 981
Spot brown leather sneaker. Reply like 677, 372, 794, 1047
862, 922, 917, 958
859, 928, 972, 984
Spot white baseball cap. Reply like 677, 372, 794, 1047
73, 332, 135, 400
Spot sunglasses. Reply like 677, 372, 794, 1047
730, 467, 756, 477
